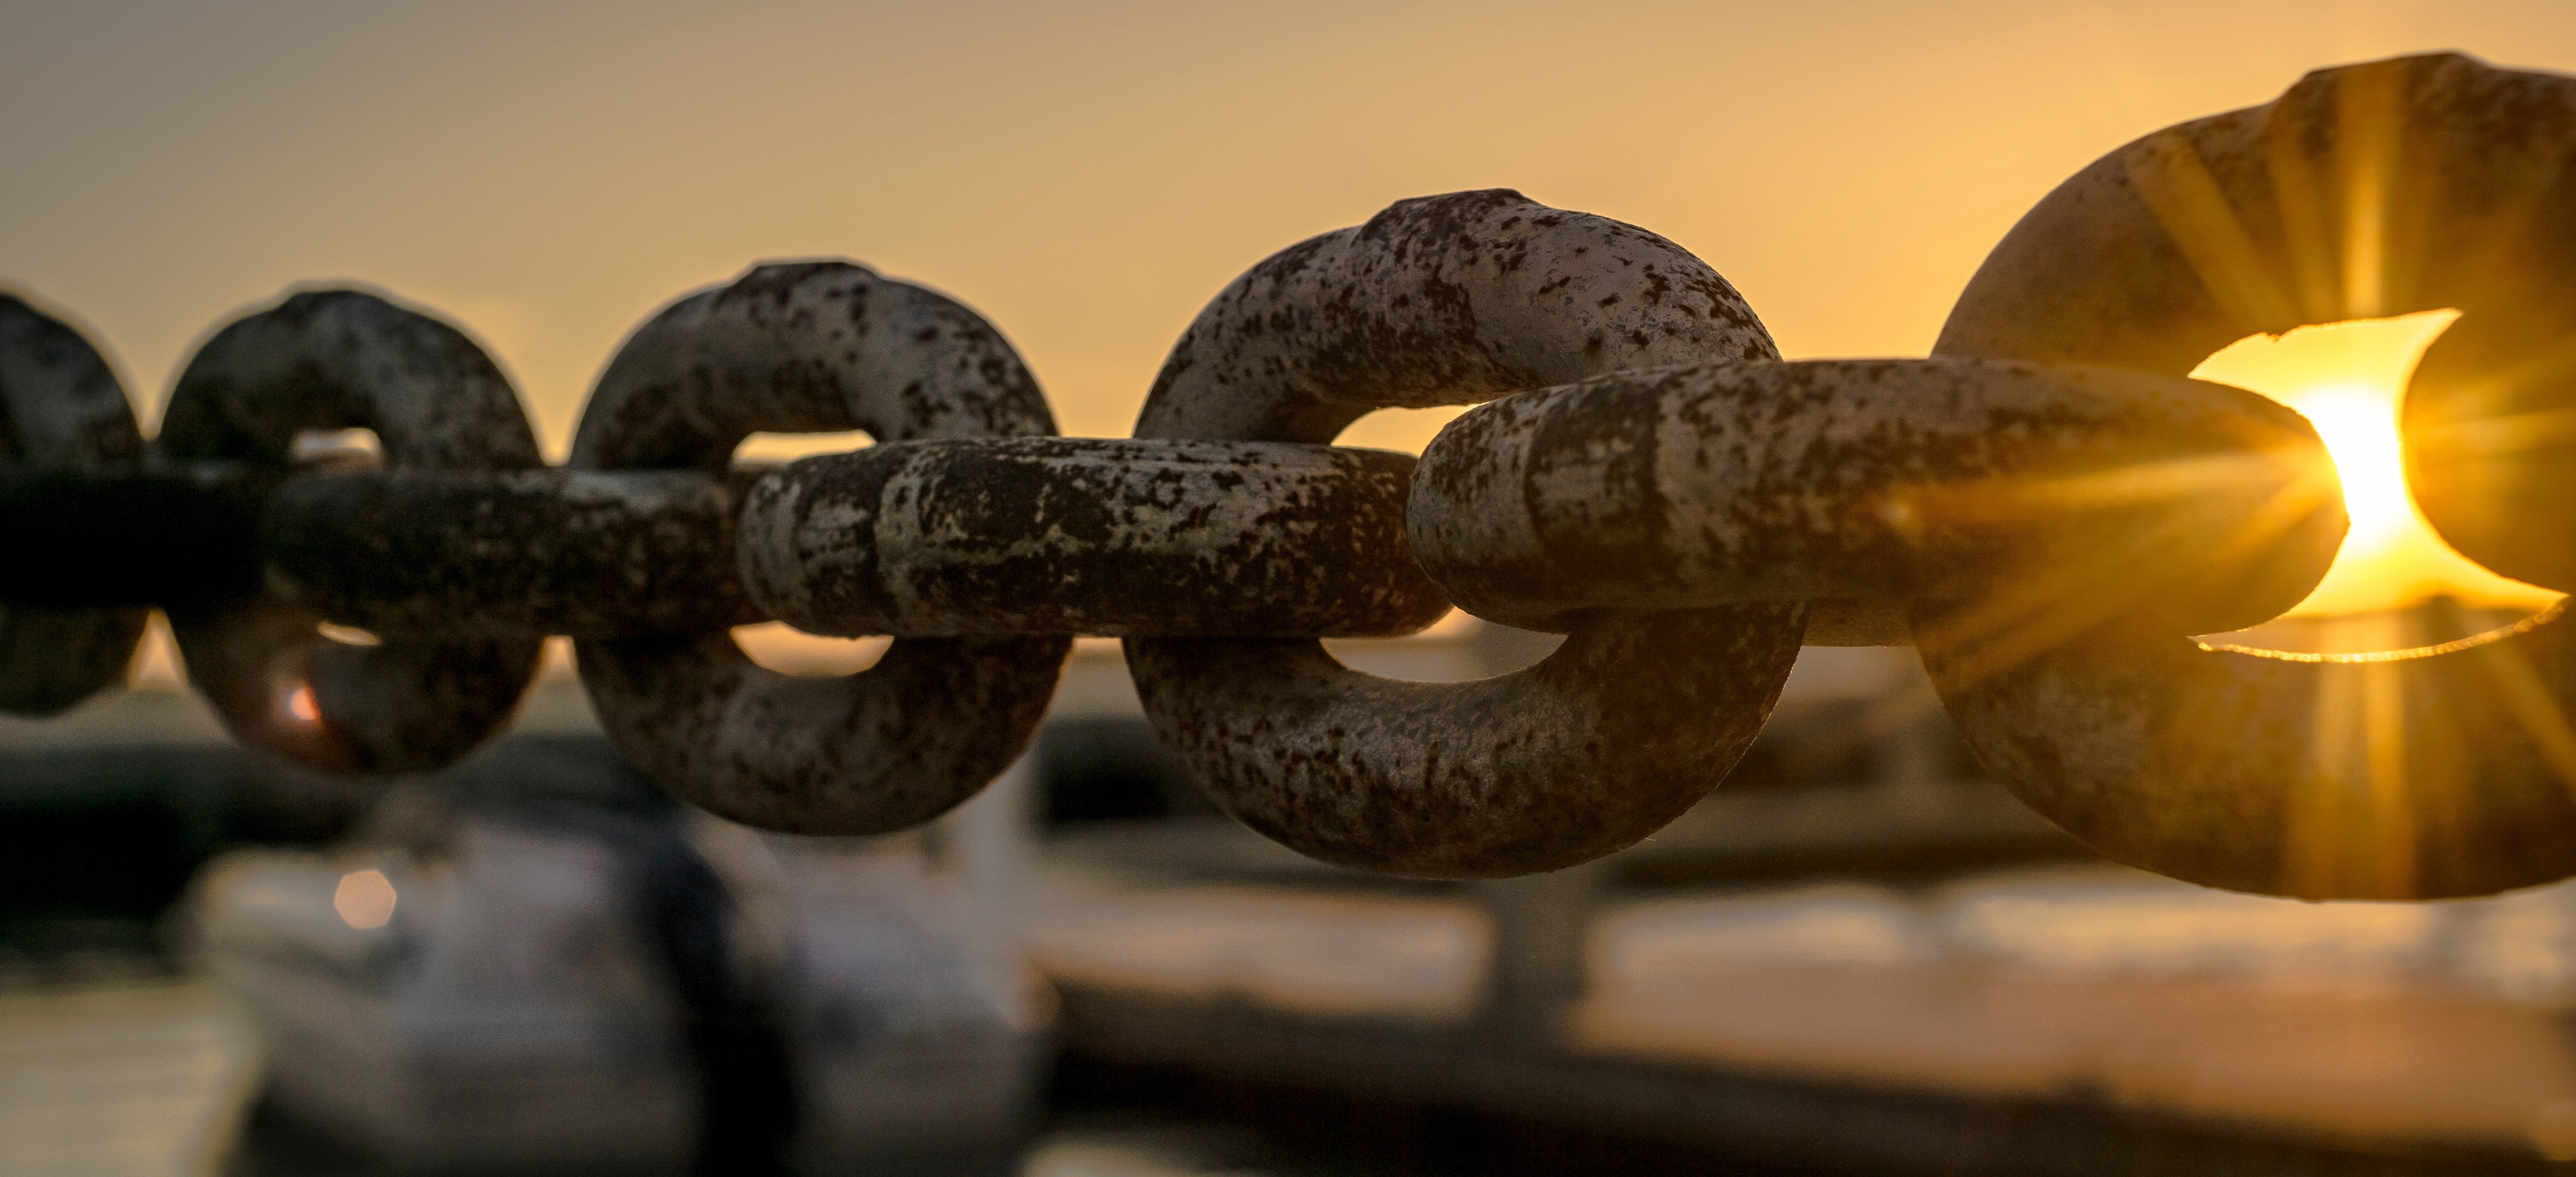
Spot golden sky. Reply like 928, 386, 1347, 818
8, 0, 2576, 454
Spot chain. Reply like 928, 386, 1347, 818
5, 52, 2572, 901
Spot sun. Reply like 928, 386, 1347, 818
2281, 383, 2410, 555
2190, 310, 2561, 620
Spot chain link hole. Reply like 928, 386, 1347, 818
733, 429, 873, 467
314, 622, 381, 648
732, 622, 890, 676
729, 432, 887, 673
2186, 311, 2564, 659
1331, 406, 1470, 456
1320, 610, 1557, 682
1325, 407, 1546, 681
291, 428, 381, 469
126, 613, 184, 690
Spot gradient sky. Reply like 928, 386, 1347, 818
8, 0, 2576, 455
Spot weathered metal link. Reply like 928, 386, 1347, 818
262, 467, 765, 638
1410, 358, 2341, 643
1134, 189, 1778, 444
1929, 53, 2576, 899
0, 294, 149, 714
571, 261, 1070, 834
1126, 608, 1802, 877
1939, 53, 2576, 600
1128, 188, 1803, 877
158, 289, 545, 775
739, 437, 1448, 638
1925, 609, 2576, 900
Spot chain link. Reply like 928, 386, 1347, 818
1927, 53, 2576, 901
563, 262, 1070, 835
3, 53, 2569, 899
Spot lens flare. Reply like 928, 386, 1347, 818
2190, 311, 2561, 619
334, 869, 397, 930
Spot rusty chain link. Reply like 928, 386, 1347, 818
563, 262, 1072, 836
3, 52, 2570, 899
159, 290, 550, 774
1929, 53, 2576, 900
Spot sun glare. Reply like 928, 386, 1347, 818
2190, 311, 2562, 620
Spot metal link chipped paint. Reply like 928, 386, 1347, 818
2, 53, 2573, 900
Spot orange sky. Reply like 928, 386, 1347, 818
8, 1, 2576, 454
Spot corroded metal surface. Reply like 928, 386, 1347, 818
1134, 188, 1776, 445
0, 294, 148, 714
1126, 607, 1802, 877
1412, 358, 2341, 640
1128, 189, 1802, 877
1936, 52, 2576, 594
568, 261, 1053, 471
157, 289, 544, 774
1924, 607, 2576, 899
166, 590, 543, 777
740, 437, 1448, 638
574, 631, 1063, 834
1931, 53, 2576, 898
571, 261, 1070, 834
264, 467, 761, 638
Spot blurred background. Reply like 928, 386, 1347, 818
12, 1, 2576, 1174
